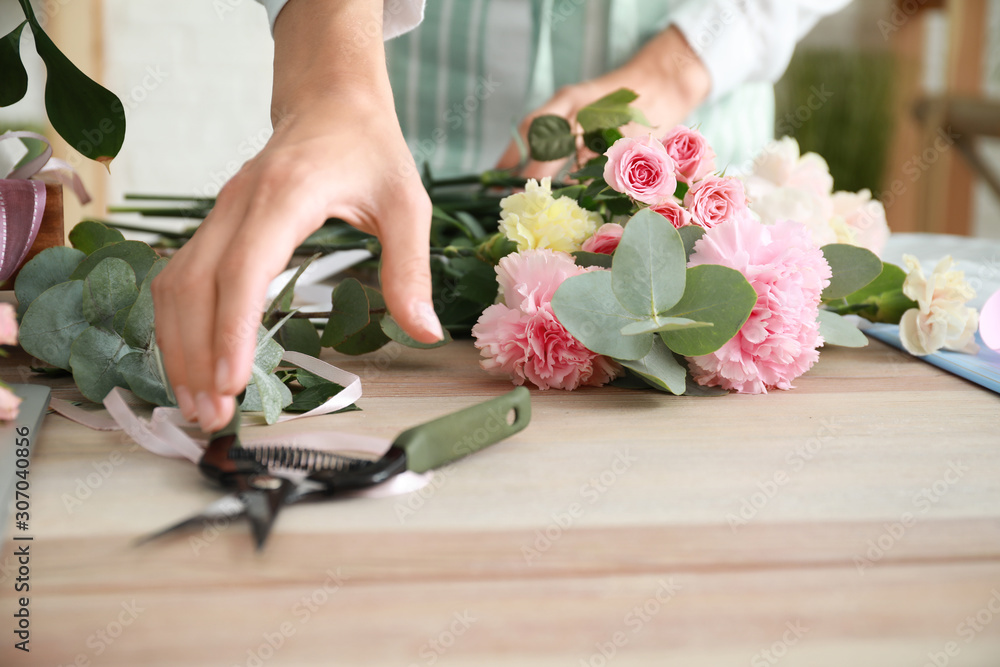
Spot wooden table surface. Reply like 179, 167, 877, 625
2, 338, 999, 667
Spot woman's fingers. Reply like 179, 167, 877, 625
372, 185, 441, 344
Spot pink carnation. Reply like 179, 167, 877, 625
603, 135, 677, 205
0, 303, 18, 346
686, 217, 832, 394
581, 223, 624, 255
684, 176, 752, 229
660, 125, 716, 184
649, 199, 694, 229
0, 385, 21, 422
472, 249, 621, 390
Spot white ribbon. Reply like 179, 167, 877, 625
47, 355, 432, 498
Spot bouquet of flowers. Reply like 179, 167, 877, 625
468, 90, 980, 394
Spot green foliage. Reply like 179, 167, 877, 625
381, 316, 452, 349
70, 241, 159, 284
18, 280, 88, 370
14, 0, 125, 164
833, 262, 917, 324
0, 22, 29, 107
575, 88, 649, 133
13, 246, 85, 317
678, 226, 705, 260
321, 278, 371, 347
70, 220, 126, 255
552, 210, 758, 394
81, 258, 138, 330
821, 243, 883, 299
816, 310, 868, 348
527, 115, 575, 161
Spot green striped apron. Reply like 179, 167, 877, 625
385, 0, 775, 178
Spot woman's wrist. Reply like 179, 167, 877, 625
625, 26, 711, 120
270, 0, 393, 124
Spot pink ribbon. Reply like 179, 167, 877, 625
0, 131, 92, 281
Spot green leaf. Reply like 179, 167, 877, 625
285, 377, 359, 414
576, 88, 649, 133
843, 262, 907, 304
569, 156, 608, 182
14, 246, 85, 317
122, 258, 168, 349
69, 241, 159, 285
620, 316, 711, 337
18, 281, 88, 370
678, 225, 705, 261
276, 319, 322, 357
612, 208, 686, 317
817, 310, 868, 348
69, 326, 129, 402
24, 11, 126, 164
658, 264, 757, 357
81, 258, 139, 330
380, 315, 452, 349
321, 278, 371, 347
617, 337, 688, 394
572, 251, 613, 269
821, 244, 883, 300
0, 22, 28, 107
583, 128, 623, 154
248, 365, 293, 424
551, 270, 651, 360
332, 286, 392, 355
118, 349, 172, 406
527, 114, 575, 161
69, 220, 126, 255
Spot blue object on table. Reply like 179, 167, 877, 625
864, 324, 1000, 395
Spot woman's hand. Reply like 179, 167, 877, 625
496, 26, 712, 179
152, 0, 440, 432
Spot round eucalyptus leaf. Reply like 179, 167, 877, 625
658, 264, 757, 357
14, 245, 85, 317
551, 270, 651, 360
82, 257, 138, 329
527, 115, 575, 162
617, 337, 688, 395
612, 209, 686, 317
69, 241, 159, 285
821, 244, 883, 300
69, 220, 126, 255
69, 326, 130, 402
18, 280, 88, 370
118, 349, 172, 406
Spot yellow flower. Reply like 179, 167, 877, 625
499, 177, 601, 252
899, 255, 979, 356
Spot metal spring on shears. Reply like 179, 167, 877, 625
229, 445, 374, 474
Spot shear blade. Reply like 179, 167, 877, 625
239, 478, 295, 551
134, 495, 248, 546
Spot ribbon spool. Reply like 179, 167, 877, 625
0, 131, 91, 283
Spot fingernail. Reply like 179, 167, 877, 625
195, 392, 218, 433
215, 357, 231, 394
416, 302, 444, 341
175, 386, 197, 421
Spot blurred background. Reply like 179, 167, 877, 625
1, 0, 998, 237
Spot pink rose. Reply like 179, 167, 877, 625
649, 199, 693, 230
0, 385, 21, 422
0, 303, 18, 346
603, 135, 677, 205
683, 176, 752, 229
660, 125, 716, 184
472, 250, 621, 390
581, 223, 624, 255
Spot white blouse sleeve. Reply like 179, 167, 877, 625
670, 0, 853, 101
254, 0, 426, 40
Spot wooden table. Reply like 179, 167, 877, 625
2, 339, 1000, 666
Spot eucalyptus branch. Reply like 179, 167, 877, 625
272, 308, 386, 320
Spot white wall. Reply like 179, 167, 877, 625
101, 0, 275, 202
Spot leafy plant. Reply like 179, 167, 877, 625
1, 0, 126, 165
